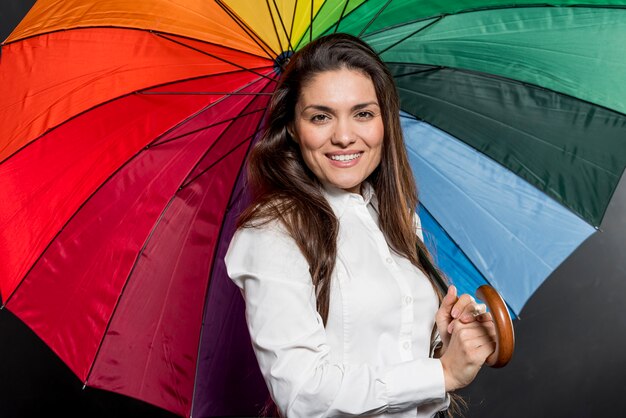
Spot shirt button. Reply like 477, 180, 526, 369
405, 296, 413, 305
403, 342, 411, 350
386, 257, 393, 264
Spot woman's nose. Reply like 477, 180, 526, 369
331, 119, 356, 147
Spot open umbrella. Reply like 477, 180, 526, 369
1, 0, 624, 417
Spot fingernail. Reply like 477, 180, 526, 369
451, 308, 459, 318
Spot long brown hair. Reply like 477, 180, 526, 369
239, 33, 463, 417
239, 33, 442, 320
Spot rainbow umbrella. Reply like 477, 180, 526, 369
1, 1, 625, 417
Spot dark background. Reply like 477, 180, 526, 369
1, 0, 35, 41
2, 2, 625, 417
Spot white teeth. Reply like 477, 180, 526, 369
329, 153, 361, 161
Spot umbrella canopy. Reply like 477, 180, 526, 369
1, 0, 625, 417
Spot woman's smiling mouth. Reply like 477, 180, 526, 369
327, 152, 363, 163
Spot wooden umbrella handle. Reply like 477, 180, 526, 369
475, 285, 515, 368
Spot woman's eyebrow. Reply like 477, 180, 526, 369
352, 102, 380, 111
301, 104, 334, 113
301, 102, 380, 113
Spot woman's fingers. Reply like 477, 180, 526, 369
448, 317, 495, 335
439, 285, 458, 316
451, 294, 488, 321
458, 302, 487, 323
436, 286, 458, 347
437, 289, 494, 351
455, 321, 497, 365
450, 293, 474, 319
472, 336, 497, 363
447, 297, 488, 333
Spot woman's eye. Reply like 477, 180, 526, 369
311, 114, 329, 122
356, 111, 374, 119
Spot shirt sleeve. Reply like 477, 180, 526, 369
225, 222, 448, 417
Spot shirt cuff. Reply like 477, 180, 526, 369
383, 358, 447, 413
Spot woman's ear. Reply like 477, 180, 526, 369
287, 124, 297, 142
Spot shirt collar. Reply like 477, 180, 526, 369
321, 182, 375, 218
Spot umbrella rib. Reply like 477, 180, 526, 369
155, 33, 277, 83
154, 30, 275, 62
376, 15, 444, 56
357, 0, 393, 38
361, 15, 435, 39
309, 0, 337, 38
84, 196, 180, 387
273, 0, 295, 53
148, 29, 276, 61
180, 131, 261, 191
389, 61, 626, 119
266, 0, 285, 54
190, 283, 247, 416
136, 67, 275, 95
333, 0, 352, 34
294, 0, 331, 50
215, 0, 279, 60
138, 91, 274, 95
225, 178, 249, 214
174, 81, 272, 192
149, 107, 267, 148
290, 0, 299, 46
145, 76, 274, 148
189, 96, 272, 416
2, 26, 277, 61
389, 65, 443, 78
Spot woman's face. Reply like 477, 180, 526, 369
292, 68, 384, 194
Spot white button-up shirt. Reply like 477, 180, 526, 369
225, 184, 449, 417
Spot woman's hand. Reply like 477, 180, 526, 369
439, 318, 497, 392
435, 285, 489, 354
434, 285, 497, 391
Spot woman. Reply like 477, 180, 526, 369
225, 33, 496, 417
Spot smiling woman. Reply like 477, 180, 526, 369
291, 68, 384, 194
225, 33, 497, 418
